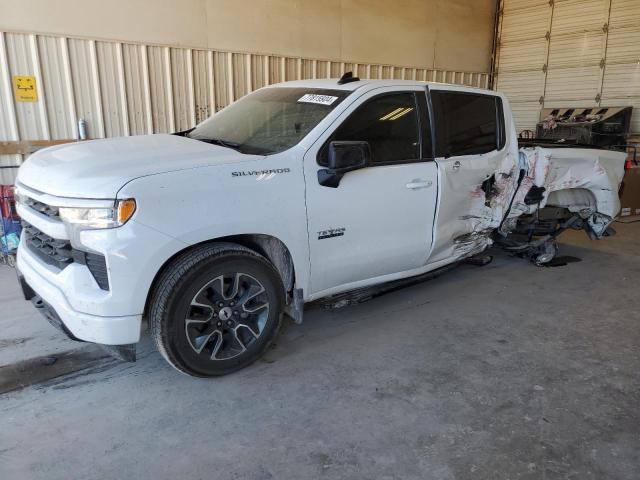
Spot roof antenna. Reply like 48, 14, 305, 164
338, 71, 360, 85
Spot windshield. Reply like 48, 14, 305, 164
187, 87, 349, 155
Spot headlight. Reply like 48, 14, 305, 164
59, 199, 136, 230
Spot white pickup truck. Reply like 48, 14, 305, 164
14, 75, 626, 376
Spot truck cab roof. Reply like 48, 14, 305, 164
268, 78, 497, 96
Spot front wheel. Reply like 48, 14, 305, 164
149, 243, 285, 377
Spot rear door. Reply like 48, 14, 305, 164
427, 86, 509, 263
303, 87, 438, 297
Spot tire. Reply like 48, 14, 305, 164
149, 243, 285, 377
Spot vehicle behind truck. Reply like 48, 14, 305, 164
14, 75, 626, 376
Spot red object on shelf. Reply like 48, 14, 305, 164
0, 185, 19, 220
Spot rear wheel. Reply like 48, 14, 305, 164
149, 243, 285, 377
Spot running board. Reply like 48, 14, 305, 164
318, 262, 460, 309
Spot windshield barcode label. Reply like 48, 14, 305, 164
298, 94, 338, 106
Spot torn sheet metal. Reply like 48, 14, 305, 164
431, 139, 521, 262
442, 145, 625, 262
447, 152, 522, 259
501, 147, 626, 236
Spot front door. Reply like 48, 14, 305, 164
303, 87, 438, 297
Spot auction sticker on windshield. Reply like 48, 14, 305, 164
298, 94, 338, 106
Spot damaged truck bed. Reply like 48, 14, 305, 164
492, 145, 625, 265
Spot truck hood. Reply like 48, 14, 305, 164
16, 134, 259, 198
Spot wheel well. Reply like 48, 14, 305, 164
546, 188, 597, 212
221, 234, 295, 292
144, 235, 296, 317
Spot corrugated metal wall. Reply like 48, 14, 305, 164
495, 0, 640, 135
0, 30, 490, 184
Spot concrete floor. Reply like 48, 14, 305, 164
1, 223, 639, 480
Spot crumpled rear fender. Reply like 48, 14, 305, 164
501, 147, 626, 236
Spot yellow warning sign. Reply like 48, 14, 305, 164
13, 75, 38, 102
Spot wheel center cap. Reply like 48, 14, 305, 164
218, 307, 232, 321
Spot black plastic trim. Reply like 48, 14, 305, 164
22, 221, 110, 291
338, 71, 360, 85
22, 197, 60, 218
425, 86, 438, 160
16, 270, 35, 301
22, 222, 73, 269
85, 252, 109, 290
417, 90, 434, 161
496, 96, 506, 150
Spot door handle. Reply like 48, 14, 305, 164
406, 179, 433, 189
452, 160, 462, 171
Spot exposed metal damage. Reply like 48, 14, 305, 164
447, 143, 521, 259
453, 146, 626, 265
453, 230, 495, 258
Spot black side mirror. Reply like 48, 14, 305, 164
318, 141, 371, 188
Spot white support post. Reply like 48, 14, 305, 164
226, 52, 235, 104
164, 47, 175, 132
0, 32, 19, 142
187, 49, 196, 127
207, 50, 216, 115
263, 56, 269, 86
116, 42, 130, 136
246, 54, 253, 93
30, 34, 51, 140
87, 40, 105, 138
141, 45, 153, 134
60, 37, 77, 139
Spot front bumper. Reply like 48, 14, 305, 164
17, 272, 83, 341
18, 270, 137, 361
17, 247, 142, 345
13, 183, 187, 347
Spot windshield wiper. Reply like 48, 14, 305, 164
192, 137, 242, 151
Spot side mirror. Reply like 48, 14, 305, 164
318, 141, 371, 188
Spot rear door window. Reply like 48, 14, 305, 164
431, 91, 504, 157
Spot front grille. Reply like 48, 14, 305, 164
23, 196, 60, 218
22, 222, 73, 269
22, 221, 110, 291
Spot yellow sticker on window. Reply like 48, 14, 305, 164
13, 75, 38, 102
